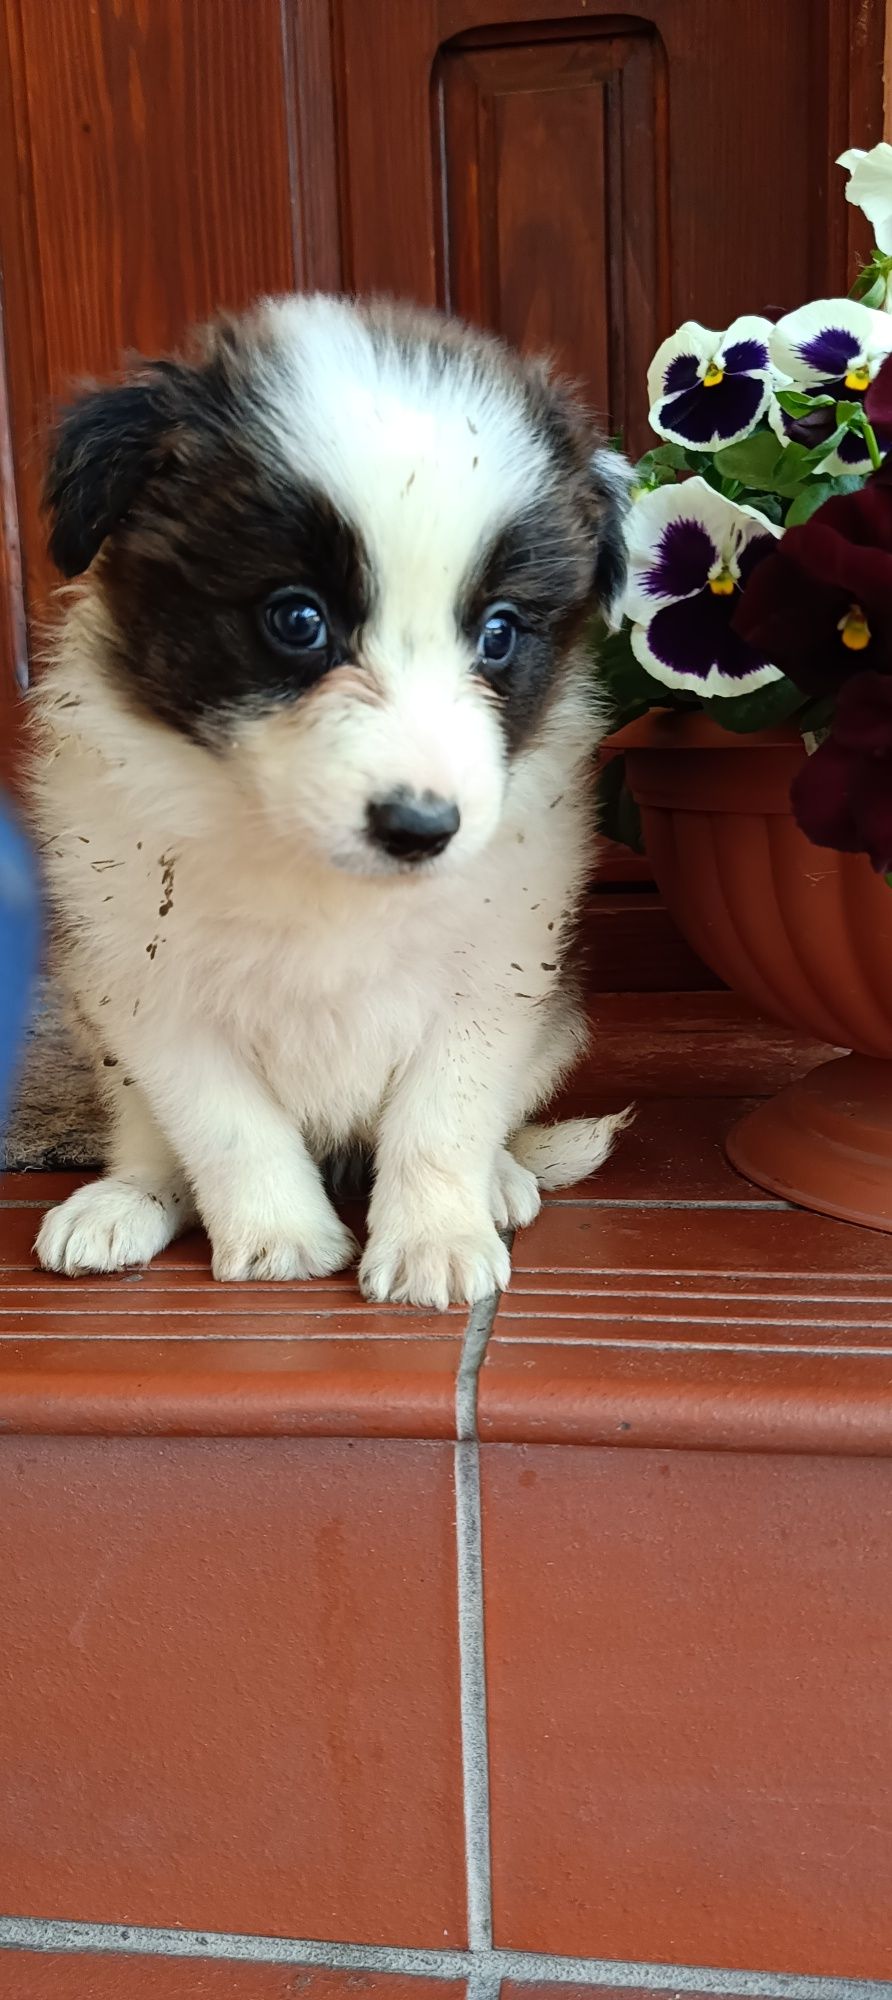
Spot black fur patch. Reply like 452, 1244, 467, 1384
45, 378, 172, 578
45, 338, 371, 742
459, 498, 598, 752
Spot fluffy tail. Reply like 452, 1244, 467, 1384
510, 1107, 634, 1190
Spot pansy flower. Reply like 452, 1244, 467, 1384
769, 300, 892, 473
838, 145, 892, 257
734, 482, 892, 695
623, 477, 782, 696
791, 671, 892, 872
647, 317, 776, 451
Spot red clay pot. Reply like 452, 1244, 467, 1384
621, 714, 892, 1232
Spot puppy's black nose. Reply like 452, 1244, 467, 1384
367, 789, 460, 862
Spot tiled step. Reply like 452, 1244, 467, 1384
1, 998, 891, 1994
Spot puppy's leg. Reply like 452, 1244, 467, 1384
490, 1145, 541, 1231
132, 1024, 355, 1282
360, 1010, 529, 1310
36, 1080, 196, 1276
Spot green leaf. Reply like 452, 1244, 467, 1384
636, 442, 690, 473
713, 430, 837, 497
633, 442, 695, 490
713, 431, 788, 490
784, 480, 838, 526
775, 389, 835, 418
784, 472, 869, 524
859, 274, 888, 309
700, 675, 808, 733
850, 254, 892, 306
742, 491, 785, 525
597, 754, 645, 854
885, 872, 892, 890
835, 400, 860, 426
784, 427, 851, 481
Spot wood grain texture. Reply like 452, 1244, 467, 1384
0, 0, 299, 655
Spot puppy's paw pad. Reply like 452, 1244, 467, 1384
35, 1180, 177, 1276
212, 1216, 358, 1284
491, 1150, 541, 1231
360, 1225, 511, 1311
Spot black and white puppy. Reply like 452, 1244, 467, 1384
32, 295, 630, 1307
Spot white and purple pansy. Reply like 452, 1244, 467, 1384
647, 317, 777, 451
769, 299, 892, 472
622, 478, 782, 697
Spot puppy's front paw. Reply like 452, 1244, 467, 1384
35, 1179, 185, 1276
490, 1148, 541, 1231
211, 1213, 358, 1283
360, 1220, 511, 1311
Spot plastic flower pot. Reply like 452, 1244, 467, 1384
621, 713, 892, 1232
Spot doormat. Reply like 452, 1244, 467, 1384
4, 981, 103, 1171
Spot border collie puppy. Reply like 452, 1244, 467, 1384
31, 295, 630, 1308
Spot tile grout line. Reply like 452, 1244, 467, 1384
0, 1921, 469, 1976
456, 1298, 496, 1446
467, 1964, 502, 1999
1, 1921, 891, 2000
455, 1294, 498, 1957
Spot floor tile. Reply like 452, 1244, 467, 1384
0, 1439, 465, 1945
0, 1335, 464, 1438
483, 1443, 892, 1977
509, 1197, 892, 1280
573, 993, 833, 1101
546, 1096, 770, 1203
479, 1340, 892, 1450
0, 1957, 466, 1997
501, 1990, 768, 2000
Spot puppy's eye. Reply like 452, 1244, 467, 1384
478, 607, 520, 671
259, 588, 329, 657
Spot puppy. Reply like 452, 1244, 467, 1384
31, 295, 630, 1308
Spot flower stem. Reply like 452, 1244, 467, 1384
863, 418, 883, 471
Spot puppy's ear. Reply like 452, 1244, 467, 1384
589, 445, 632, 622
44, 374, 170, 578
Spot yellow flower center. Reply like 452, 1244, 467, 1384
703, 362, 725, 388
709, 568, 735, 596
839, 604, 871, 651
844, 365, 871, 392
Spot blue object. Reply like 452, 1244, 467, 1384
0, 795, 40, 1132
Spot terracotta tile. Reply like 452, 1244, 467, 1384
0, 1957, 465, 1998
580, 889, 723, 993
502, 1990, 769, 2000
480, 1340, 892, 1450
543, 1095, 772, 1203
572, 993, 834, 1101
0, 1171, 89, 1203
510, 1196, 892, 1280
0, 1189, 466, 1437
483, 1444, 892, 1977
0, 1335, 464, 1436
0, 1439, 465, 1943
497, 1292, 892, 1336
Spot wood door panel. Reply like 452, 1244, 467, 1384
436, 30, 662, 440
